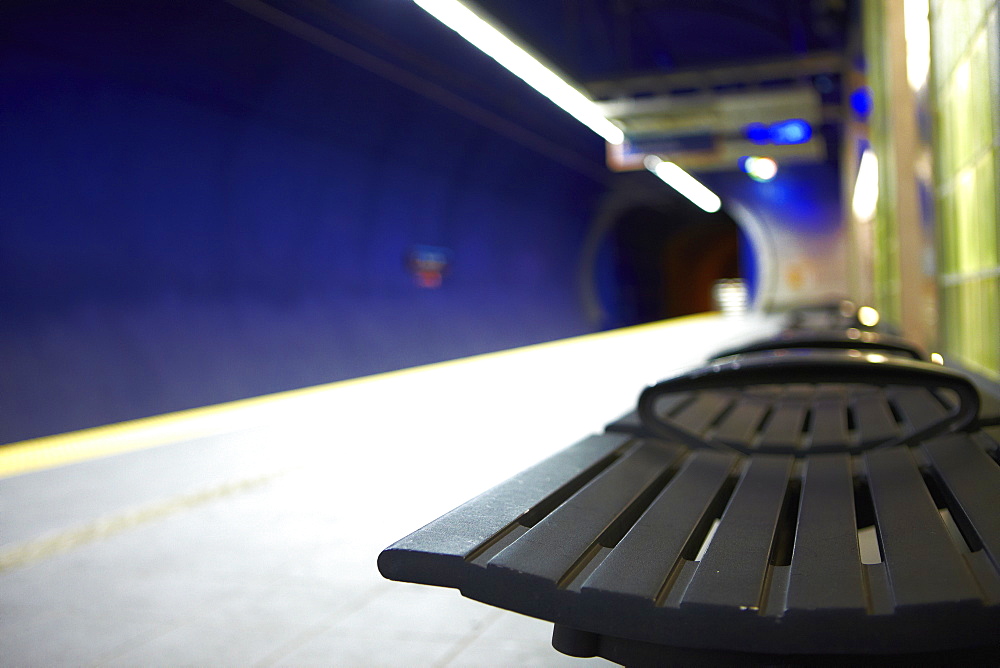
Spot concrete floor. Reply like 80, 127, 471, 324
1, 314, 772, 666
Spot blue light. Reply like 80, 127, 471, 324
770, 119, 812, 144
744, 119, 813, 146
745, 122, 770, 144
850, 86, 874, 119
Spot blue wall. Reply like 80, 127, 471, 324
0, 1, 609, 442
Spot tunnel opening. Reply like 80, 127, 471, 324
602, 204, 746, 327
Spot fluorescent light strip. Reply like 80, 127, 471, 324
903, 0, 930, 91
644, 156, 722, 213
413, 0, 624, 145
852, 148, 879, 221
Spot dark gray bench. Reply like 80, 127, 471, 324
378, 339, 1000, 665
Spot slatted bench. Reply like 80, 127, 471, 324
378, 343, 1000, 665
607, 331, 1000, 444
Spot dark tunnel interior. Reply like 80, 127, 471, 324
606, 206, 742, 325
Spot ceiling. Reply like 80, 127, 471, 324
470, 0, 855, 84
230, 0, 860, 175
470, 0, 858, 171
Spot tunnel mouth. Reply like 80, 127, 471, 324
596, 202, 747, 328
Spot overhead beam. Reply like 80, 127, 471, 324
585, 51, 847, 99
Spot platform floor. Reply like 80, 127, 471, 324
1, 314, 772, 666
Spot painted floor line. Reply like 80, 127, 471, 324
0, 469, 288, 573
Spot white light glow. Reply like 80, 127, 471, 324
745, 156, 778, 182
953, 57, 972, 94
852, 148, 879, 221
930, 352, 944, 365
712, 279, 748, 317
413, 0, 625, 144
857, 306, 880, 327
904, 0, 930, 91
644, 156, 722, 213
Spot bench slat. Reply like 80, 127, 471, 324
756, 397, 809, 451
786, 453, 866, 612
865, 447, 981, 608
670, 391, 734, 437
581, 450, 738, 600
711, 399, 770, 449
923, 435, 1000, 568
605, 409, 644, 435
655, 391, 696, 415
486, 440, 685, 585
889, 386, 949, 433
681, 454, 794, 609
377, 433, 631, 585
851, 390, 899, 446
808, 390, 852, 450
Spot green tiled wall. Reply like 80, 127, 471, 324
864, 1, 903, 325
931, 0, 1000, 379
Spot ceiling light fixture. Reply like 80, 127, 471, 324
904, 0, 931, 91
413, 0, 624, 145
852, 148, 879, 221
644, 156, 722, 213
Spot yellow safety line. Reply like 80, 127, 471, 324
0, 470, 286, 573
0, 313, 717, 479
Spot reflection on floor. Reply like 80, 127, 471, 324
1, 313, 772, 666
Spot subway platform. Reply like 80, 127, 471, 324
1, 313, 776, 667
